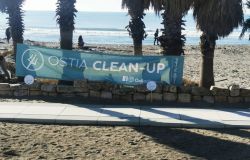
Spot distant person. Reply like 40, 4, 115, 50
154, 29, 159, 45
78, 35, 85, 49
5, 27, 11, 44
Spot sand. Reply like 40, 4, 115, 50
1, 39, 250, 88
0, 122, 250, 159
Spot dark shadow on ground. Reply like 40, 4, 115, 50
136, 127, 250, 160
85, 106, 250, 159
210, 128, 250, 139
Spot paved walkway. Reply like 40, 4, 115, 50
0, 102, 250, 128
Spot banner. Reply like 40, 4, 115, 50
16, 44, 184, 86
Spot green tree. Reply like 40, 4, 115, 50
0, 0, 25, 56
56, 0, 77, 50
122, 0, 151, 55
150, 0, 193, 56
193, 0, 243, 88
240, 0, 250, 39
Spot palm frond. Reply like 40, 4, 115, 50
240, 19, 250, 38
56, 0, 77, 31
193, 0, 243, 38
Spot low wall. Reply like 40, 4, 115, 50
0, 81, 250, 104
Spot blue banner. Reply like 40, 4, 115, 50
16, 44, 184, 86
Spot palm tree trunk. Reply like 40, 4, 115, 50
133, 38, 142, 55
160, 10, 184, 56
58, 29, 74, 85
199, 33, 217, 89
60, 30, 73, 50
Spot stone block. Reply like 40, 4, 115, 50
118, 86, 135, 95
228, 97, 243, 104
88, 82, 103, 91
230, 89, 240, 97
29, 82, 42, 91
135, 85, 147, 92
101, 83, 114, 91
89, 90, 101, 98
18, 85, 29, 90
29, 91, 42, 96
229, 85, 240, 97
192, 96, 202, 101
41, 84, 56, 92
57, 85, 75, 93
74, 80, 88, 88
163, 93, 177, 102
178, 86, 191, 93
146, 93, 163, 102
9, 84, 29, 90
112, 94, 120, 100
101, 91, 112, 99
119, 95, 133, 102
215, 96, 228, 103
244, 97, 250, 103
112, 89, 124, 95
48, 92, 57, 97
228, 84, 240, 90
163, 85, 170, 92
57, 85, 88, 93
210, 86, 229, 96
75, 93, 89, 98
154, 84, 163, 93
74, 87, 89, 93
133, 93, 146, 101
178, 94, 191, 103
60, 93, 75, 97
169, 85, 177, 93
0, 83, 10, 91
14, 90, 28, 97
203, 96, 215, 104
42, 92, 49, 96
191, 87, 211, 96
240, 89, 250, 97
0, 90, 13, 96
9, 84, 21, 90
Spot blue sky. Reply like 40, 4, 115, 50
23, 0, 249, 14
23, 0, 125, 12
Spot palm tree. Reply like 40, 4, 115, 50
0, 0, 24, 80
240, 0, 250, 39
56, 0, 77, 85
56, 0, 77, 50
193, 0, 243, 88
122, 0, 151, 55
0, 0, 25, 56
150, 0, 193, 56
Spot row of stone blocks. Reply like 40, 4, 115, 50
0, 82, 249, 103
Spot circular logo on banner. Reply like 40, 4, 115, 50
21, 49, 44, 71
24, 75, 34, 85
147, 81, 157, 91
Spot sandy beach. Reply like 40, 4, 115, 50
0, 122, 249, 159
1, 39, 250, 88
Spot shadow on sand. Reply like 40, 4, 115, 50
86, 106, 250, 159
